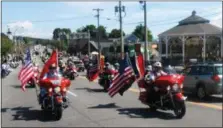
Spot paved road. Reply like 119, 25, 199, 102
1, 58, 222, 127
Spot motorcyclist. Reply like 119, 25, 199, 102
67, 57, 73, 64
152, 62, 167, 78
59, 60, 66, 74
114, 63, 120, 71
33, 63, 40, 73
39, 63, 60, 104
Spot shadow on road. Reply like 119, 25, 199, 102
88, 103, 121, 109
117, 108, 178, 120
185, 94, 223, 103
11, 85, 35, 89
2, 106, 57, 122
75, 87, 107, 93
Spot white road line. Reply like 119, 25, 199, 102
67, 91, 78, 97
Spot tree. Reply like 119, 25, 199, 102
76, 24, 108, 39
109, 29, 125, 38
98, 25, 108, 39
23, 37, 30, 44
52, 28, 71, 51
132, 24, 153, 42
53, 28, 61, 40
1, 33, 14, 56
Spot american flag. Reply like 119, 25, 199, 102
18, 48, 34, 91
108, 54, 134, 97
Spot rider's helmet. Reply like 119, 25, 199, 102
49, 63, 57, 71
153, 61, 162, 71
114, 63, 119, 69
105, 62, 110, 67
114, 63, 119, 67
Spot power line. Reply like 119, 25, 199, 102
123, 11, 221, 26
3, 15, 94, 25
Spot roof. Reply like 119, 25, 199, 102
69, 39, 98, 50
159, 11, 222, 37
179, 11, 210, 26
124, 34, 139, 43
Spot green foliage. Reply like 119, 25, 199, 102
23, 37, 30, 44
132, 25, 153, 42
1, 33, 14, 56
109, 29, 125, 38
53, 28, 71, 40
76, 24, 108, 39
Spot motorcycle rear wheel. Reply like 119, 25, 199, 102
173, 100, 186, 119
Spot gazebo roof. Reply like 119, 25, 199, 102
159, 11, 222, 37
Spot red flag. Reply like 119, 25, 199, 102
136, 53, 145, 79
39, 50, 58, 79
87, 64, 99, 82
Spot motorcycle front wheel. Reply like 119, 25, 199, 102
173, 100, 186, 119
54, 106, 63, 120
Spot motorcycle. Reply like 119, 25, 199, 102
1, 64, 12, 78
98, 69, 117, 91
138, 74, 187, 119
1, 68, 10, 78
39, 77, 71, 120
65, 67, 78, 80
9, 60, 19, 69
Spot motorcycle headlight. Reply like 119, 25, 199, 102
54, 87, 61, 93
167, 86, 171, 91
172, 84, 179, 92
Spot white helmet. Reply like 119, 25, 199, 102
153, 62, 162, 68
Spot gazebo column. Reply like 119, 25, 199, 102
158, 37, 162, 57
180, 35, 188, 65
203, 34, 206, 62
165, 36, 169, 58
200, 34, 206, 62
221, 35, 223, 58
182, 36, 185, 64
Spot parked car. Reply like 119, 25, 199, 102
182, 62, 222, 100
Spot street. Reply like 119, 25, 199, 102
1, 60, 222, 127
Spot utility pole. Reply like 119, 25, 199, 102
88, 30, 90, 56
144, 1, 148, 66
140, 1, 148, 66
119, 1, 124, 58
93, 8, 103, 66
115, 1, 126, 59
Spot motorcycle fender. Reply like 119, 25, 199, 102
55, 96, 63, 104
174, 93, 187, 101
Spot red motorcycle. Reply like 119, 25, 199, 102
65, 66, 78, 80
98, 68, 118, 91
39, 77, 71, 120
138, 74, 187, 119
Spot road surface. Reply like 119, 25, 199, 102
1, 58, 222, 127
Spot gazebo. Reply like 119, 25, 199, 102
158, 10, 222, 65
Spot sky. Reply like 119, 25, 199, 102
2, 1, 222, 40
